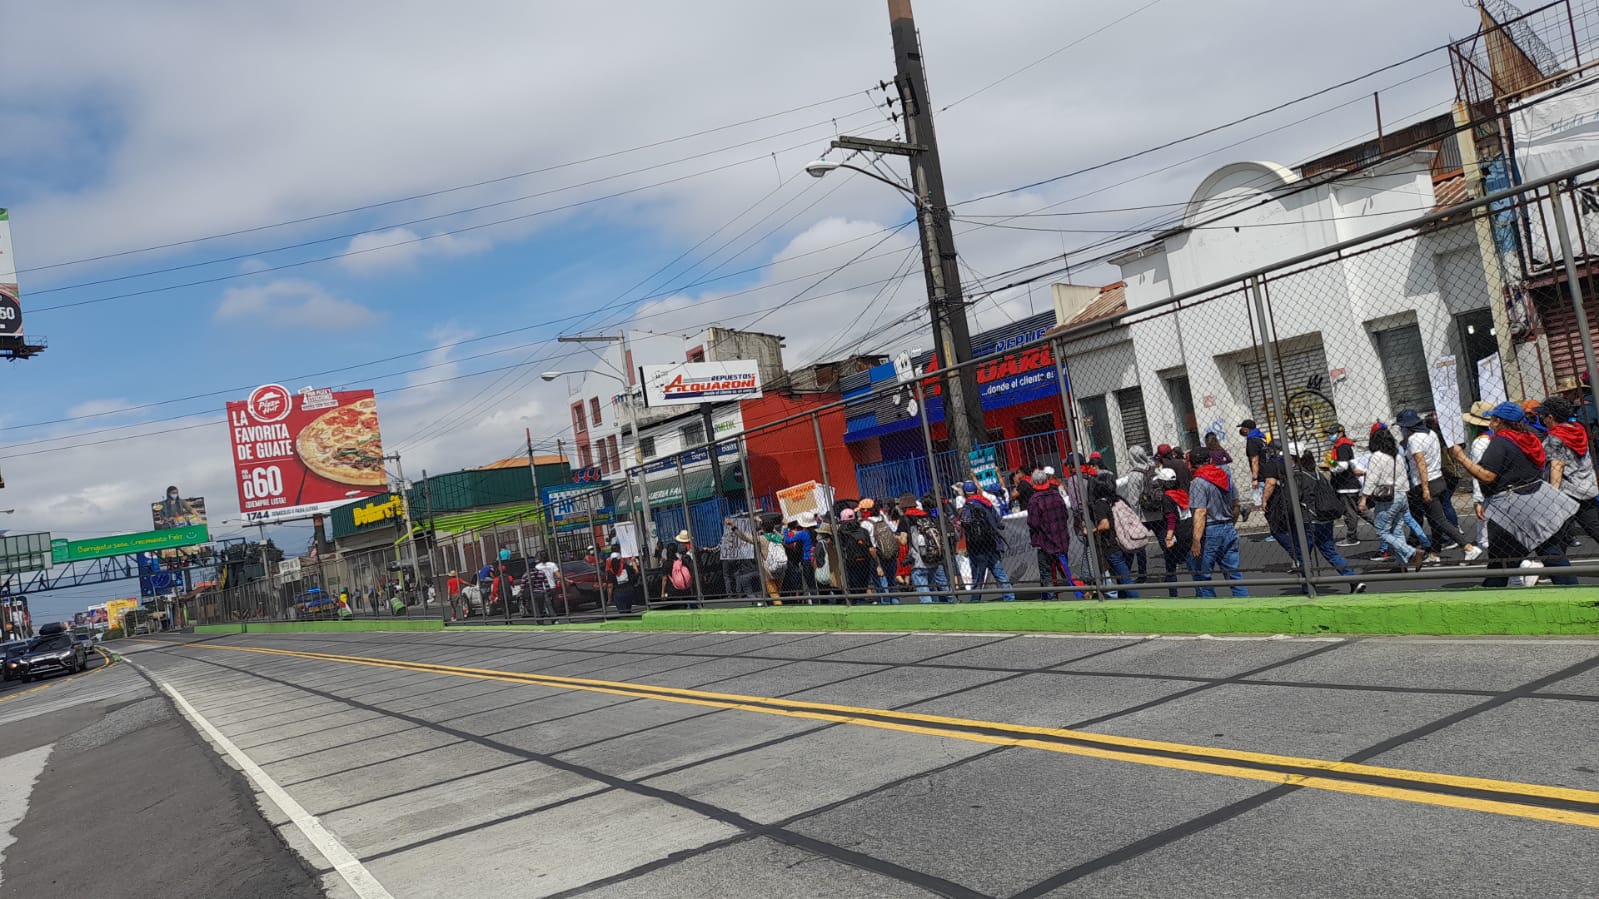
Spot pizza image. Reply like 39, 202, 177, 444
295, 397, 387, 488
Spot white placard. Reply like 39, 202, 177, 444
1429, 355, 1465, 447
718, 513, 755, 561
640, 360, 762, 407
613, 521, 639, 559
775, 480, 833, 522
1478, 354, 1508, 407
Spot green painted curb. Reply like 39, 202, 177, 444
195, 619, 443, 635
595, 587, 1599, 637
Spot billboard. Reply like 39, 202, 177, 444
0, 209, 20, 338
640, 361, 762, 407
1510, 79, 1599, 267
541, 482, 612, 529
51, 525, 211, 564
152, 489, 207, 560
227, 385, 387, 523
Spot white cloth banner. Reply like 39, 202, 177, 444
1478, 354, 1508, 407
1509, 79, 1599, 266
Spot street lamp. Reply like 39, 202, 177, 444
805, 159, 921, 203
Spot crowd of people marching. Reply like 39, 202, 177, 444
450, 385, 1599, 615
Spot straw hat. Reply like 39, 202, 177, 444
1461, 400, 1495, 427
1556, 375, 1582, 393
674, 530, 691, 544
796, 511, 818, 528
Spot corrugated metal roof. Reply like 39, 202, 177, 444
1052, 282, 1127, 332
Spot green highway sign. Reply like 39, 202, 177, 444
51, 524, 211, 564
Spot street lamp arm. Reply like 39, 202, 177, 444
825, 163, 922, 206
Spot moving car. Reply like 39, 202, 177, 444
11, 632, 90, 682
2, 640, 33, 682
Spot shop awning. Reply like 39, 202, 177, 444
614, 467, 744, 514
426, 501, 546, 535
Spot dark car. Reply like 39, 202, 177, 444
553, 560, 603, 613
12, 633, 90, 682
1, 640, 33, 682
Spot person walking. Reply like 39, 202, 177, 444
1153, 468, 1194, 597
1025, 469, 1078, 599
1258, 443, 1302, 571
900, 496, 951, 603
1360, 425, 1423, 571
1088, 471, 1142, 597
957, 481, 1015, 601
661, 531, 701, 605
1291, 450, 1366, 593
835, 508, 877, 604
1538, 396, 1599, 544
1449, 402, 1578, 587
782, 513, 819, 599
1396, 409, 1473, 560
1117, 445, 1164, 583
861, 499, 902, 603
1326, 423, 1368, 545
1188, 448, 1246, 596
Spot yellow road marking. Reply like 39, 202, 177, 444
141, 638, 1599, 829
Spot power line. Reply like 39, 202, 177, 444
938, 0, 1167, 113
16, 92, 869, 276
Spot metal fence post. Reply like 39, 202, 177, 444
1051, 341, 1102, 597
1249, 276, 1315, 597
911, 378, 962, 602
811, 411, 853, 604
674, 454, 704, 608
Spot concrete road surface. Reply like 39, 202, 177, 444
72, 629, 1599, 898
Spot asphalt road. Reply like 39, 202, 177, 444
0, 648, 322, 898
68, 628, 1599, 898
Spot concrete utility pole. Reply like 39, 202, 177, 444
384, 452, 426, 609
838, 0, 984, 460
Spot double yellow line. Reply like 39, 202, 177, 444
154, 640, 1599, 830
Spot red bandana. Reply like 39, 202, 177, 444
1193, 464, 1232, 492
1496, 430, 1547, 470
1550, 422, 1589, 458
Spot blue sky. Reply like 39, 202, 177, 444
0, 0, 1492, 620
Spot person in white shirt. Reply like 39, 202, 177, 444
1359, 425, 1424, 570
1396, 409, 1469, 556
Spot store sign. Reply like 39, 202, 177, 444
0, 209, 20, 338
542, 482, 612, 526
350, 495, 403, 528
640, 361, 762, 407
637, 442, 740, 476
226, 385, 387, 523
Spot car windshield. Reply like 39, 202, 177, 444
34, 636, 70, 652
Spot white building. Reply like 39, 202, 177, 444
564, 328, 783, 478
1059, 130, 1508, 466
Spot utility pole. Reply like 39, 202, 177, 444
527, 428, 553, 560
831, 0, 984, 460
384, 452, 426, 610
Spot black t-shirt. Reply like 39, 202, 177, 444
1258, 456, 1290, 527
1477, 435, 1544, 497
1245, 436, 1266, 461
1089, 497, 1116, 554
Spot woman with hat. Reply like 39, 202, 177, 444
1448, 402, 1579, 586
1461, 400, 1496, 557
660, 529, 701, 605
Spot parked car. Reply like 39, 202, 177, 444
552, 560, 603, 613
12, 632, 90, 682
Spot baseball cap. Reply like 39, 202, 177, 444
858, 498, 876, 511
1395, 409, 1423, 429
961, 480, 980, 495
1156, 443, 1172, 457
1154, 467, 1177, 483
839, 507, 857, 521
1238, 418, 1257, 429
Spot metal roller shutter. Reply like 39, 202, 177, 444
1115, 387, 1150, 453
1373, 324, 1432, 413
1241, 342, 1328, 429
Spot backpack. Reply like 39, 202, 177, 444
763, 538, 789, 578
912, 517, 945, 566
1298, 471, 1345, 522
812, 537, 828, 571
871, 519, 899, 565
959, 503, 1000, 554
1137, 466, 1164, 517
1110, 500, 1153, 552
838, 522, 873, 565
669, 557, 692, 591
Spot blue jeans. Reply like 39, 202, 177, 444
873, 571, 900, 604
1193, 522, 1246, 597
967, 551, 1016, 601
1373, 497, 1416, 563
911, 565, 951, 603
1104, 546, 1141, 598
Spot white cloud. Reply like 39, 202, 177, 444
340, 227, 488, 275
66, 398, 135, 419
215, 278, 381, 329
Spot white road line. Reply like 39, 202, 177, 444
0, 744, 52, 892
159, 681, 394, 899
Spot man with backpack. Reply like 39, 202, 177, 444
860, 499, 903, 603
1118, 445, 1165, 583
898, 493, 951, 603
958, 481, 1015, 601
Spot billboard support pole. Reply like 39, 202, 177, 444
385, 453, 425, 612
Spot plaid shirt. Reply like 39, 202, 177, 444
1026, 486, 1075, 555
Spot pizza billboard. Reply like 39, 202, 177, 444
640, 360, 762, 407
227, 385, 387, 523
0, 209, 21, 338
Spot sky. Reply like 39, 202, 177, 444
0, 0, 1498, 619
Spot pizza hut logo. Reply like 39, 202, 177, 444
246, 384, 293, 423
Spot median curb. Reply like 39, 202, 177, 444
601, 588, 1599, 637
194, 619, 443, 635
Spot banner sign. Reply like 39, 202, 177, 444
1510, 79, 1599, 266
51, 525, 211, 564
969, 446, 1005, 498
1428, 356, 1466, 448
227, 385, 387, 523
636, 442, 740, 476
0, 209, 20, 338
640, 360, 762, 407
0, 532, 51, 576
151, 490, 207, 559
